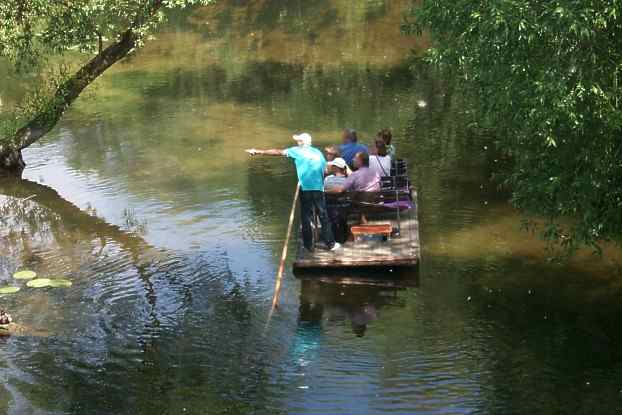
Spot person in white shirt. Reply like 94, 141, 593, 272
324, 157, 348, 191
369, 138, 392, 177
324, 158, 349, 242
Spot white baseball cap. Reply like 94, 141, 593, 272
328, 157, 347, 169
292, 132, 312, 146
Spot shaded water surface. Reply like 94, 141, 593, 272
1, 1, 622, 413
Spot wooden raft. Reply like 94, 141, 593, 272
293, 191, 420, 271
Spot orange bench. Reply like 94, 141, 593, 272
350, 224, 392, 240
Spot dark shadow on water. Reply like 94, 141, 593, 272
419, 253, 622, 413
0, 178, 286, 414
298, 275, 415, 338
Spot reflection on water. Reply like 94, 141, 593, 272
1, 0, 622, 413
299, 279, 408, 337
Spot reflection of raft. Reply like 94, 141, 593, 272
294, 162, 420, 271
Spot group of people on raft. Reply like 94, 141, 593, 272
246, 128, 396, 252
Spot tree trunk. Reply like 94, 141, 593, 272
0, 149, 26, 177
0, 0, 165, 176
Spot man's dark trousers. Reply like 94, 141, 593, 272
299, 190, 335, 251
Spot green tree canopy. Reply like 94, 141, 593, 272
0, 0, 212, 174
408, 1, 622, 251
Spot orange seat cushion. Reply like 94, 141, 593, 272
350, 224, 392, 236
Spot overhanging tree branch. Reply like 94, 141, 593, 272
0, 0, 167, 173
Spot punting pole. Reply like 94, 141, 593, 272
266, 182, 300, 326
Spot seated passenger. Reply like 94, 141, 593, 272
324, 145, 340, 162
324, 158, 349, 243
324, 158, 348, 190
327, 152, 380, 193
324, 146, 352, 176
379, 128, 396, 159
339, 128, 368, 167
369, 138, 392, 177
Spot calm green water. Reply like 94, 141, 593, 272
2, 1, 622, 414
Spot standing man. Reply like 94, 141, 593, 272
246, 133, 341, 252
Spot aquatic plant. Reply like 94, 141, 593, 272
0, 287, 21, 295
13, 270, 37, 280
26, 278, 52, 288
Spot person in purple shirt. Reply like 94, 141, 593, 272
327, 152, 380, 193
339, 128, 368, 167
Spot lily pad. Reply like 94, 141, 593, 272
0, 286, 20, 294
13, 270, 37, 280
48, 279, 73, 288
26, 278, 52, 288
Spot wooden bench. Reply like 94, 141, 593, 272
350, 223, 392, 242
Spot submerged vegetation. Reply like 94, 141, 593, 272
408, 1, 622, 251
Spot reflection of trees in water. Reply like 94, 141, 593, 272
423, 254, 622, 414
0, 178, 279, 413
191, 0, 416, 52
121, 208, 148, 236
100, 60, 417, 131
0, 177, 150, 271
0, 178, 162, 342
397, 60, 504, 240
54, 59, 423, 227
0, 197, 56, 275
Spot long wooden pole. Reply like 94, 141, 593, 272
266, 183, 300, 323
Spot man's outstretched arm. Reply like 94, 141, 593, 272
246, 148, 287, 156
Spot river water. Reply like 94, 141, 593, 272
1, 1, 622, 414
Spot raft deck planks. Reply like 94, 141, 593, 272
293, 191, 420, 270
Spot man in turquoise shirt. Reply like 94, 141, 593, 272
246, 133, 341, 252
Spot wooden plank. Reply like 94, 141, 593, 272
293, 190, 420, 270
294, 258, 418, 268
298, 275, 418, 287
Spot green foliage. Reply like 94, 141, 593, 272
0, 65, 71, 138
0, 0, 214, 143
0, 1, 213, 71
407, 0, 622, 251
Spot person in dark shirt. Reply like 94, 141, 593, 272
339, 128, 368, 167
